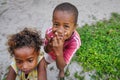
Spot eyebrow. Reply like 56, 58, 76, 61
15, 58, 21, 61
27, 57, 34, 60
15, 57, 34, 61
64, 23, 69, 25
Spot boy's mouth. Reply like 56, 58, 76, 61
55, 32, 67, 37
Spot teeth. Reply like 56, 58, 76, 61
55, 32, 58, 35
65, 32, 67, 35
55, 32, 67, 36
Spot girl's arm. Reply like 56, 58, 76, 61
38, 58, 47, 80
6, 66, 16, 80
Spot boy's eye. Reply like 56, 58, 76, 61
53, 23, 59, 27
64, 25, 69, 29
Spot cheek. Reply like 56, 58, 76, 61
34, 60, 38, 66
16, 63, 22, 70
32, 59, 38, 67
52, 27, 57, 32
64, 31, 70, 38
65, 31, 73, 39
52, 28, 57, 36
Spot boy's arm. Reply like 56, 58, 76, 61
44, 43, 52, 53
6, 66, 16, 80
55, 51, 66, 70
55, 42, 78, 70
44, 35, 53, 53
52, 36, 66, 70
53, 36, 80, 70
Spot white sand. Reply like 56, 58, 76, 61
0, 0, 120, 80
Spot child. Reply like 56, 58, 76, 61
39, 2, 81, 80
6, 28, 44, 80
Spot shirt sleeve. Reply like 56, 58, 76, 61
44, 27, 52, 46
64, 38, 80, 64
37, 52, 44, 64
10, 58, 18, 74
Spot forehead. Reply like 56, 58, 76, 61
53, 10, 75, 23
14, 47, 37, 59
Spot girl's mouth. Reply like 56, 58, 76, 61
23, 70, 30, 74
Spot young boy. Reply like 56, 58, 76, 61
38, 2, 81, 80
6, 28, 44, 80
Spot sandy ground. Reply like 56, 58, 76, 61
0, 0, 120, 80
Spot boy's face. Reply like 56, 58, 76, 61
14, 47, 39, 74
52, 10, 76, 40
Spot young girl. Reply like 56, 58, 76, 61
6, 28, 44, 80
39, 2, 81, 80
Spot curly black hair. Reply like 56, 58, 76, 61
7, 27, 43, 56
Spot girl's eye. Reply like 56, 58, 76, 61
28, 59, 33, 63
16, 60, 23, 64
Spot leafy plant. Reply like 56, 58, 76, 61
74, 72, 84, 80
74, 13, 120, 79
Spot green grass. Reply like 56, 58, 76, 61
75, 13, 120, 79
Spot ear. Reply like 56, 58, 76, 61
52, 16, 54, 23
73, 24, 78, 30
75, 23, 79, 27
37, 49, 40, 56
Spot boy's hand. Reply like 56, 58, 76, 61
44, 34, 54, 53
52, 32, 64, 56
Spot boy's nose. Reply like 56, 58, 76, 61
57, 27, 64, 34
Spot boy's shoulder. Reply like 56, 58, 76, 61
45, 27, 54, 38
68, 30, 80, 41
65, 30, 81, 48
46, 27, 52, 34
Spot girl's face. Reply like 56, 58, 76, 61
14, 47, 39, 74
52, 10, 76, 40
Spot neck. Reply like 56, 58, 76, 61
25, 74, 28, 79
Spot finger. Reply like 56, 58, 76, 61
55, 32, 58, 36
49, 37, 53, 43
55, 32, 59, 41
52, 37, 58, 47
55, 32, 64, 42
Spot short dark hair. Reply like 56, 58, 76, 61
7, 27, 43, 56
53, 2, 78, 25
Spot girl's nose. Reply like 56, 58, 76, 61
22, 63, 28, 70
